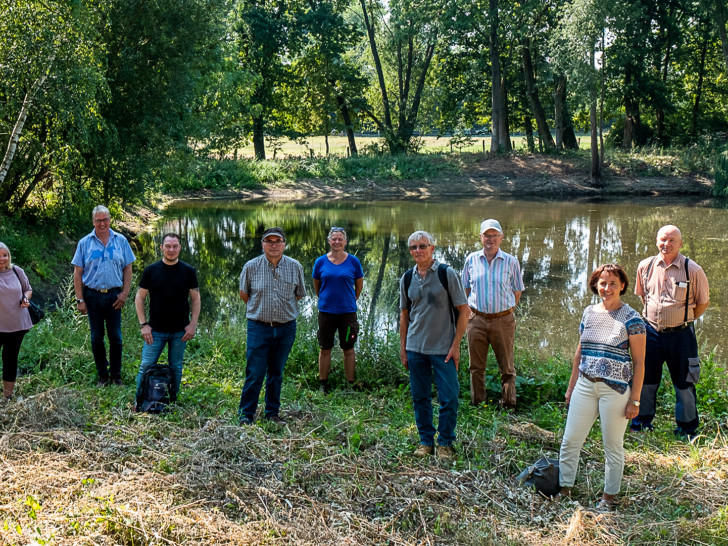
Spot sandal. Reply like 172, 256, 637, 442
595, 498, 615, 512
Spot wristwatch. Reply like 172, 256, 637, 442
76, 298, 84, 304
140, 322, 149, 327
630, 400, 640, 407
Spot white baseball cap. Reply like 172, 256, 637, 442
480, 219, 503, 234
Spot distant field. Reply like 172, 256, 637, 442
234, 134, 591, 158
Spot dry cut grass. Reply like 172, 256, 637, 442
1, 387, 727, 545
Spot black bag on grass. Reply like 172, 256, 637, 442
516, 457, 561, 497
138, 364, 175, 414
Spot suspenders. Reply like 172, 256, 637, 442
643, 255, 691, 327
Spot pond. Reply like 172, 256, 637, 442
136, 197, 727, 361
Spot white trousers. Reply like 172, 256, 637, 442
559, 376, 630, 495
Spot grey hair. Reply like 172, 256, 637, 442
0, 242, 11, 270
327, 227, 348, 241
407, 231, 435, 246
92, 205, 110, 220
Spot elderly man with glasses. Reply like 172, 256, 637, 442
399, 231, 470, 460
238, 227, 305, 425
461, 219, 524, 410
72, 205, 136, 386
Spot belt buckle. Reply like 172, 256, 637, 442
99, 288, 109, 293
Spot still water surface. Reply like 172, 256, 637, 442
137, 198, 727, 361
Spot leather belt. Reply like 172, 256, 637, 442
251, 319, 291, 328
470, 307, 514, 319
84, 285, 122, 294
580, 373, 605, 383
658, 322, 693, 334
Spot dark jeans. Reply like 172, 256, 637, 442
0, 330, 28, 382
239, 319, 296, 420
135, 330, 187, 403
630, 322, 699, 435
407, 351, 460, 447
83, 287, 123, 381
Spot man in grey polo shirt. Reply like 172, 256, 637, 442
238, 227, 305, 425
400, 231, 470, 460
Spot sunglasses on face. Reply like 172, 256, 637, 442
409, 244, 430, 251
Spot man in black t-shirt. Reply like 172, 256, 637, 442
134, 233, 200, 404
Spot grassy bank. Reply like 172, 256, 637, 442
3, 276, 728, 545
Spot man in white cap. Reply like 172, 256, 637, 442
461, 219, 524, 409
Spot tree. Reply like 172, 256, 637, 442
357, 0, 444, 154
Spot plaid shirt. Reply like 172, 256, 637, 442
239, 254, 305, 323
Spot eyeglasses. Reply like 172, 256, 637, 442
409, 244, 430, 251
263, 239, 285, 245
93, 217, 111, 224
481, 234, 501, 240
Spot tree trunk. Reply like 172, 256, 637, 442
252, 115, 265, 160
692, 28, 709, 138
337, 95, 357, 156
359, 0, 392, 131
590, 46, 601, 181
490, 0, 505, 152
522, 39, 554, 150
0, 70, 50, 193
14, 165, 51, 211
524, 114, 535, 152
715, 0, 728, 70
622, 71, 639, 150
554, 75, 566, 150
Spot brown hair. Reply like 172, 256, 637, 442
588, 263, 629, 295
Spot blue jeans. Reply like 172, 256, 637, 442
239, 319, 297, 420
135, 330, 187, 403
83, 287, 123, 381
407, 351, 460, 447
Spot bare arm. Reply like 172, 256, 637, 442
626, 333, 646, 419
514, 290, 522, 305
183, 288, 201, 341
135, 287, 153, 344
74, 266, 87, 314
399, 309, 410, 370
313, 278, 321, 297
444, 304, 471, 370
239, 290, 250, 303
355, 277, 363, 299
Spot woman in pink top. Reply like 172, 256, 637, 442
0, 242, 33, 399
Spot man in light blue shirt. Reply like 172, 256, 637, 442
461, 219, 524, 409
72, 205, 135, 386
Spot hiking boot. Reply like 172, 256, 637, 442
436, 445, 456, 461
413, 444, 434, 457
266, 415, 285, 425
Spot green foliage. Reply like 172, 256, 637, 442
713, 146, 728, 197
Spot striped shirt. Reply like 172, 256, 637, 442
635, 253, 709, 330
239, 254, 306, 323
461, 249, 524, 314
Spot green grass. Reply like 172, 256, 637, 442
4, 274, 728, 544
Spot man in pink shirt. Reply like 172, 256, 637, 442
630, 225, 709, 439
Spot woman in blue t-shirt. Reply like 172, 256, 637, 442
312, 227, 364, 393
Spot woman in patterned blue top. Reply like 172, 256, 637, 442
559, 264, 646, 511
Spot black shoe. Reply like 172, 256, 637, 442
96, 378, 109, 387
319, 379, 330, 394
239, 416, 254, 426
111, 378, 123, 386
266, 415, 285, 425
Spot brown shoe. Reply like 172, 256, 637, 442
413, 444, 434, 457
436, 445, 456, 460
266, 415, 285, 425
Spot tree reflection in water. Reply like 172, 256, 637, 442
136, 198, 727, 361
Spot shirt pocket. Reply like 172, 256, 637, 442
670, 280, 688, 302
